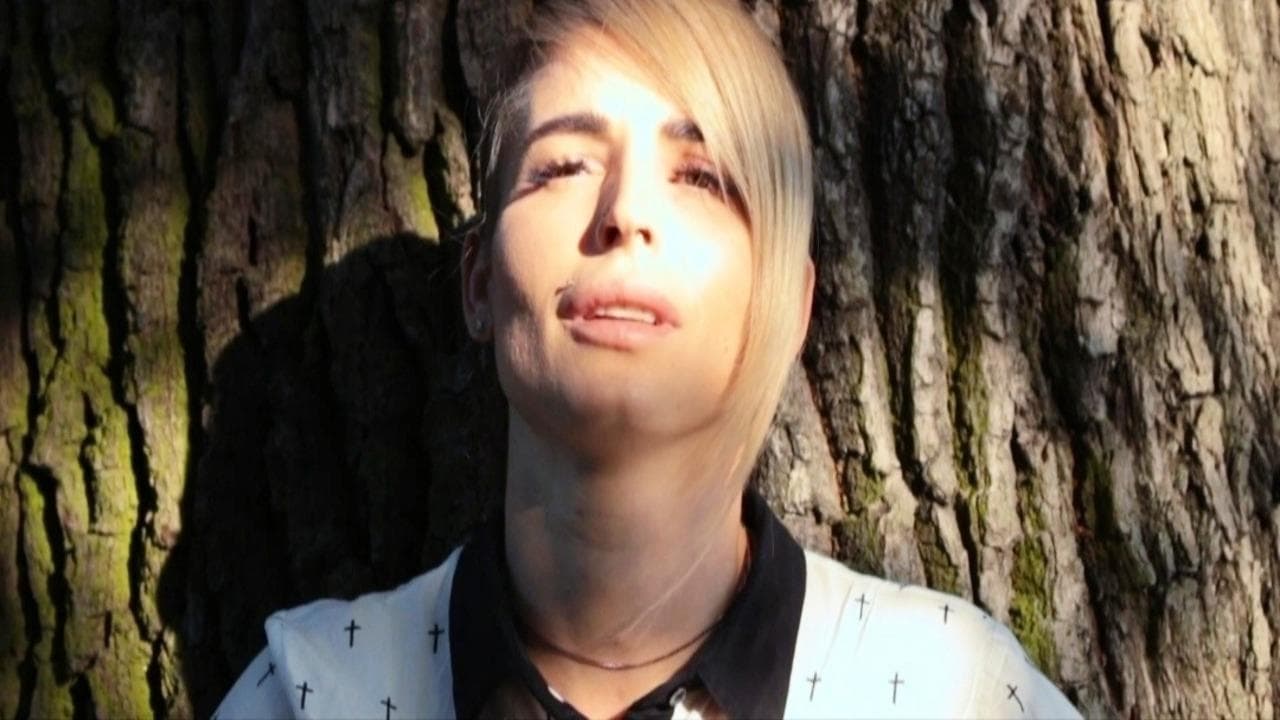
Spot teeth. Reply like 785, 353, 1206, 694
591, 306, 657, 324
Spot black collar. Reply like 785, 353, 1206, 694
449, 489, 807, 720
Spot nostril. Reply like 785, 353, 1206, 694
591, 216, 652, 251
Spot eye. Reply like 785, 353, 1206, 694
527, 158, 590, 187
675, 162, 735, 200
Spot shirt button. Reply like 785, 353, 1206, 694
667, 687, 687, 708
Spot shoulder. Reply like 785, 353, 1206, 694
266, 546, 459, 639
801, 550, 1004, 649
783, 551, 1080, 719
213, 546, 463, 719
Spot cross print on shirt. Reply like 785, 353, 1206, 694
807, 673, 821, 701
890, 673, 904, 704
295, 681, 313, 710
256, 661, 275, 687
345, 619, 362, 647
1007, 684, 1024, 713
855, 593, 870, 620
941, 604, 952, 623
430, 623, 445, 654
381, 695, 397, 720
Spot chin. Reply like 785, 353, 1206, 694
509, 372, 718, 449
496, 334, 734, 447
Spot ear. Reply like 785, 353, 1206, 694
462, 230, 493, 341
790, 259, 815, 359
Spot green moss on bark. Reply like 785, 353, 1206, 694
85, 641, 152, 719
1079, 449, 1155, 591
18, 474, 74, 719
942, 243, 990, 591
29, 107, 151, 717
835, 515, 885, 576
915, 510, 961, 593
837, 463, 888, 574
62, 122, 109, 281
948, 340, 989, 535
1010, 468, 1059, 675
408, 164, 439, 240
1010, 532, 1057, 674
84, 81, 118, 141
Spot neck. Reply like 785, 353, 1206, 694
503, 411, 749, 716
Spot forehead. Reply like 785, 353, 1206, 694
523, 44, 687, 135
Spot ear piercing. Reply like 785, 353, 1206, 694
472, 316, 488, 335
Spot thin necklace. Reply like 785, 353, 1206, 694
520, 539, 752, 672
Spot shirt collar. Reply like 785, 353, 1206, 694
449, 489, 807, 720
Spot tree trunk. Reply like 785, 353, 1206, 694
1, 0, 1277, 717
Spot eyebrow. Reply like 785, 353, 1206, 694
663, 118, 704, 142
523, 112, 705, 145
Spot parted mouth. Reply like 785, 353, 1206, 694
557, 282, 682, 328
586, 305, 659, 324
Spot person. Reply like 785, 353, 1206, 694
213, 0, 1082, 718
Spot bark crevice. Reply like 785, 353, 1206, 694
14, 487, 41, 720
23, 466, 69, 681
5, 27, 42, 713
290, 0, 328, 304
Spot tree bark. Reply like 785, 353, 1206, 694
1, 0, 1277, 717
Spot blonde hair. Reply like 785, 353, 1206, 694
475, 0, 813, 480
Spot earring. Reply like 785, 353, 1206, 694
472, 315, 488, 335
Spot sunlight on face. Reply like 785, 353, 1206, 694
484, 38, 753, 456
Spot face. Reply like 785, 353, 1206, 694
466, 39, 754, 456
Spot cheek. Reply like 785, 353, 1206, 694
642, 228, 752, 425
489, 239, 551, 362
488, 195, 592, 307
488, 212, 561, 322
672, 220, 753, 341
485, 217, 574, 406
487, 249, 558, 422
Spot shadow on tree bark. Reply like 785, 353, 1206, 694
159, 233, 506, 718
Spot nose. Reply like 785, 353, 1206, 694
590, 153, 657, 252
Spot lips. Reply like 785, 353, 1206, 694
557, 282, 681, 350
587, 305, 658, 324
